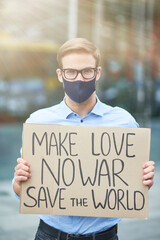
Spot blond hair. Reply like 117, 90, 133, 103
57, 38, 100, 68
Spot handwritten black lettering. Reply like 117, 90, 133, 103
112, 159, 128, 187
92, 133, 100, 156
59, 133, 69, 156
98, 159, 111, 186
46, 187, 59, 208
101, 132, 111, 156
113, 133, 124, 156
38, 186, 48, 208
32, 132, 48, 155
91, 189, 109, 209
23, 186, 37, 207
69, 132, 78, 156
108, 189, 116, 210
59, 188, 66, 209
126, 133, 136, 158
79, 159, 98, 186
49, 132, 59, 155
117, 189, 126, 210
134, 191, 145, 210
62, 158, 75, 186
41, 158, 60, 185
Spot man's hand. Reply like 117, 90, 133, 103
13, 158, 31, 196
142, 161, 154, 189
14, 158, 31, 185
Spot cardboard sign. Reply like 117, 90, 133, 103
20, 124, 150, 219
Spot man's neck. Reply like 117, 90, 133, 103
65, 93, 97, 118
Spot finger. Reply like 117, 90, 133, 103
15, 163, 30, 173
17, 158, 30, 167
15, 169, 31, 178
143, 161, 155, 169
143, 171, 154, 180
14, 175, 29, 184
143, 179, 153, 189
143, 165, 154, 174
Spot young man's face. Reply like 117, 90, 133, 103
56, 52, 101, 103
57, 53, 101, 82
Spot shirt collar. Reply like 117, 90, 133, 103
59, 96, 108, 119
90, 97, 106, 116
59, 99, 73, 119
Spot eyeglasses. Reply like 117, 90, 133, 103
61, 68, 97, 80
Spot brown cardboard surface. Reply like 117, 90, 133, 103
20, 124, 150, 219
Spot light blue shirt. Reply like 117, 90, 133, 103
14, 97, 139, 234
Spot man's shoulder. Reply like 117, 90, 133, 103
100, 101, 131, 116
100, 102, 139, 128
112, 106, 139, 127
26, 103, 62, 123
111, 106, 132, 116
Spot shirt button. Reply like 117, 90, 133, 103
74, 114, 77, 116
81, 119, 83, 123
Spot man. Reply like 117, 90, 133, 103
13, 38, 154, 240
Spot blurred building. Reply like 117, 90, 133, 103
0, 0, 160, 123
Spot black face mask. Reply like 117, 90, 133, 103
63, 77, 96, 103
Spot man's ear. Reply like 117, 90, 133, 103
56, 68, 63, 83
96, 66, 102, 81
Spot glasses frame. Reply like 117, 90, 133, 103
61, 67, 97, 80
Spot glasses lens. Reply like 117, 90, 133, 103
82, 68, 95, 79
64, 69, 77, 79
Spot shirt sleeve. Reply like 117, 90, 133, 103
12, 115, 32, 199
12, 178, 20, 200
